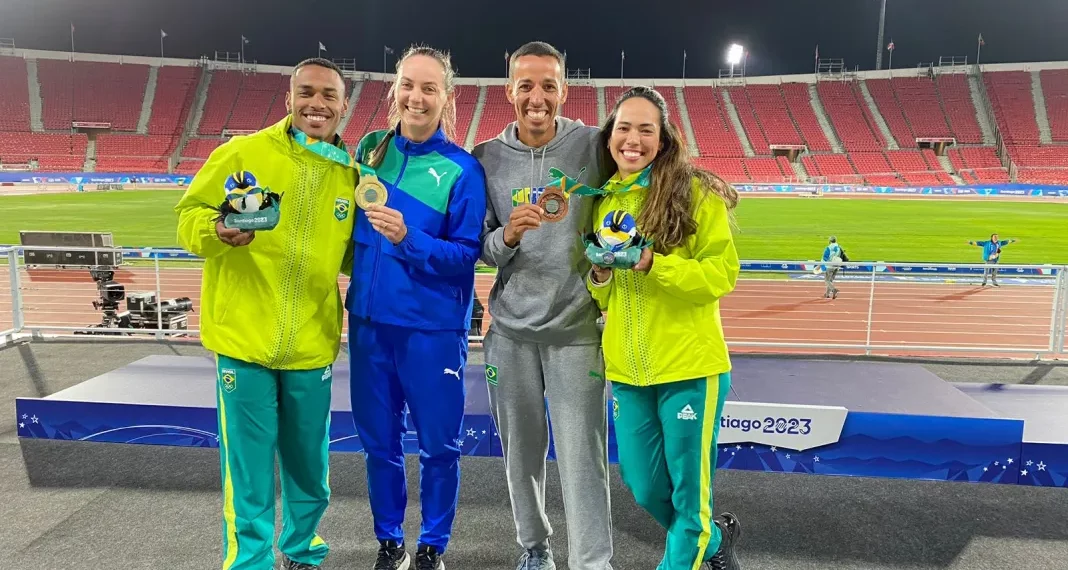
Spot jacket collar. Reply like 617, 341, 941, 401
391, 124, 448, 156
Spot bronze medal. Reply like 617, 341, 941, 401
355, 176, 388, 209
537, 188, 568, 222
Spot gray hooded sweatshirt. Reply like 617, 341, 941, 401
474, 116, 612, 346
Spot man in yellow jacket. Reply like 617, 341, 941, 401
174, 58, 356, 570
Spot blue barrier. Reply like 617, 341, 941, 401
2, 245, 1059, 276
3, 172, 1068, 197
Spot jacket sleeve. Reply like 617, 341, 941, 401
646, 188, 740, 305
174, 142, 238, 259
479, 192, 519, 268
395, 160, 488, 277
586, 269, 613, 310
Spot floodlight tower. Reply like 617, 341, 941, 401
727, 44, 744, 77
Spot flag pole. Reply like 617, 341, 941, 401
977, 34, 983, 65
160, 31, 165, 61
70, 23, 75, 60
620, 50, 624, 82
682, 50, 687, 80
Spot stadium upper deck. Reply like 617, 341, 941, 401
0, 46, 1067, 187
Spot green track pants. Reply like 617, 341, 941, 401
612, 373, 731, 570
215, 353, 333, 569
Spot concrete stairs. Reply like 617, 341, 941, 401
335, 80, 365, 138
172, 66, 212, 165
967, 74, 997, 145
1032, 70, 1053, 145
26, 59, 44, 132
721, 90, 755, 157
809, 84, 844, 153
465, 85, 487, 151
136, 66, 158, 134
937, 153, 965, 185
858, 80, 899, 150
674, 87, 700, 157
597, 86, 607, 125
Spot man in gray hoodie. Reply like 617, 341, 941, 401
473, 41, 614, 570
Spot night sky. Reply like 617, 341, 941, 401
2, 0, 1066, 79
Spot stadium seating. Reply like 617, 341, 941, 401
37, 60, 148, 131
1040, 69, 1068, 143
816, 81, 885, 152
0, 56, 30, 132
680, 87, 745, 157
8, 51, 1068, 190
983, 71, 1040, 146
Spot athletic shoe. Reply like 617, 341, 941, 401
416, 544, 444, 570
517, 546, 556, 570
281, 556, 321, 570
375, 540, 411, 570
704, 512, 742, 570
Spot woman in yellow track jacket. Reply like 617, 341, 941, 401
586, 86, 743, 570
174, 58, 355, 570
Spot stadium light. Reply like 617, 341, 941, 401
727, 44, 744, 66
727, 44, 744, 76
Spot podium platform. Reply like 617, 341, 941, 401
14, 355, 1068, 488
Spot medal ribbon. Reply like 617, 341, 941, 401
546, 165, 652, 198
290, 127, 359, 169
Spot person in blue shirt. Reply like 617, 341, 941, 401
345, 45, 487, 570
821, 236, 846, 299
968, 233, 1017, 287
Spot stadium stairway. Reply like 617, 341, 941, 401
809, 83, 844, 153
968, 73, 998, 145
859, 80, 899, 150
83, 138, 95, 172
1032, 70, 1054, 144
937, 153, 966, 185
136, 66, 158, 135
464, 85, 486, 150
25, 59, 44, 132
674, 86, 700, 156
333, 80, 364, 141
721, 89, 755, 157
596, 85, 607, 124
171, 66, 211, 165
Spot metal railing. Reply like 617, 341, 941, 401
2, 246, 1066, 360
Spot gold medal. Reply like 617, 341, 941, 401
537, 188, 569, 222
355, 175, 388, 209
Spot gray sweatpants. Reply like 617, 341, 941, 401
825, 267, 839, 297
485, 329, 614, 570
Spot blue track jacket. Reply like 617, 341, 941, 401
345, 126, 487, 332
969, 239, 1015, 263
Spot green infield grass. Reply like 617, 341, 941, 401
2, 190, 1067, 264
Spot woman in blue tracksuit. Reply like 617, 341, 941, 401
968, 233, 1018, 287
346, 46, 487, 570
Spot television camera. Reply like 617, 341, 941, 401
76, 268, 194, 336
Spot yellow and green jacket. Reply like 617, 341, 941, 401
174, 116, 357, 370
586, 171, 740, 387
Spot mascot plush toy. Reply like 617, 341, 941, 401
216, 171, 282, 231
583, 210, 653, 269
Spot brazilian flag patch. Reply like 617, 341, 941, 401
221, 368, 237, 393
485, 364, 499, 386
334, 197, 351, 221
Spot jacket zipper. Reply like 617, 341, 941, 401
365, 143, 411, 320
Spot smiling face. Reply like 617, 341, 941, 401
395, 54, 449, 143
507, 55, 567, 147
608, 96, 662, 178
286, 64, 347, 141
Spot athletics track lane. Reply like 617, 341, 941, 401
0, 267, 1062, 359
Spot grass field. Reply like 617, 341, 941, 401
2, 190, 1067, 264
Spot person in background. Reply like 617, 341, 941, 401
346, 45, 486, 570
821, 236, 846, 299
174, 57, 355, 570
968, 233, 1018, 287
475, 40, 615, 570
587, 86, 743, 570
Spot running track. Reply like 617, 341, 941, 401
1, 267, 1064, 359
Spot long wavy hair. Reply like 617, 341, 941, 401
366, 45, 457, 168
598, 86, 739, 254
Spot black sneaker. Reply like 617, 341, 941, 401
704, 512, 742, 570
281, 555, 321, 570
416, 544, 445, 570
375, 540, 411, 570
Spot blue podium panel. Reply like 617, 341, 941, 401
14, 355, 1068, 488
952, 383, 1068, 488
